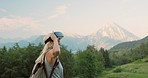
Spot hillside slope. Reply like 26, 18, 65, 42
110, 36, 148, 51
100, 58, 148, 78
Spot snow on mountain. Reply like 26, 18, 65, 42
0, 22, 140, 51
95, 22, 139, 41
86, 22, 139, 49
61, 22, 139, 50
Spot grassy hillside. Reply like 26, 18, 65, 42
110, 36, 148, 51
100, 58, 148, 78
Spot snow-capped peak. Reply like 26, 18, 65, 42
104, 22, 120, 28
96, 22, 139, 41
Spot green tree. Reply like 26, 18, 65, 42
75, 45, 104, 78
0, 43, 43, 78
59, 45, 75, 78
99, 48, 111, 68
110, 50, 132, 65
0, 43, 23, 78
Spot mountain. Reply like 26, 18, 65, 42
25, 35, 40, 43
59, 23, 138, 50
0, 35, 39, 48
61, 35, 89, 51
86, 23, 139, 49
0, 23, 139, 51
0, 37, 22, 44
94, 23, 138, 41
110, 36, 148, 51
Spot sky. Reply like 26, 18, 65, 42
0, 0, 148, 39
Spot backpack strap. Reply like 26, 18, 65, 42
33, 63, 42, 74
49, 58, 59, 78
43, 61, 48, 78
43, 57, 59, 78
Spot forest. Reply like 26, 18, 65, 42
0, 42, 148, 78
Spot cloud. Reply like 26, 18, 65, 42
0, 8, 7, 13
48, 5, 68, 20
0, 17, 40, 31
0, 16, 48, 38
55, 5, 68, 15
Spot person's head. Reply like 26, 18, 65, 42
43, 32, 64, 48
54, 32, 64, 45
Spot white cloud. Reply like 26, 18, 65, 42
55, 5, 68, 15
0, 17, 40, 31
0, 16, 49, 38
48, 5, 68, 20
0, 8, 7, 13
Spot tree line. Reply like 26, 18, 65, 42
110, 42, 148, 65
0, 42, 147, 78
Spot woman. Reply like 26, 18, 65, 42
30, 32, 64, 78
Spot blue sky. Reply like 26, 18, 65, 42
0, 0, 148, 39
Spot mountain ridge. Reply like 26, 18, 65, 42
110, 36, 148, 51
86, 23, 139, 49
95, 23, 139, 41
0, 23, 139, 51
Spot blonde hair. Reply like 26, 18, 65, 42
41, 42, 53, 53
41, 33, 54, 54
35, 33, 54, 63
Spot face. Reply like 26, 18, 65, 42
58, 38, 61, 45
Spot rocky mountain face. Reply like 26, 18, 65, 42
0, 23, 139, 51
86, 23, 139, 49
55, 23, 138, 51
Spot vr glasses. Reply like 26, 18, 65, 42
54, 32, 64, 39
